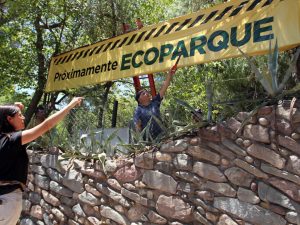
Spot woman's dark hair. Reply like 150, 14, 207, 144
0, 105, 19, 133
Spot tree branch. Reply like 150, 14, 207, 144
39, 21, 64, 29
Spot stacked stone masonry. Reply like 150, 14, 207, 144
20, 100, 300, 225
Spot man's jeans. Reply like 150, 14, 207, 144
0, 189, 22, 225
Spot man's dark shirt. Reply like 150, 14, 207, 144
133, 94, 164, 140
0, 131, 28, 185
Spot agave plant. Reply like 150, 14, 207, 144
236, 43, 300, 133
60, 128, 123, 173
175, 98, 204, 121
120, 98, 208, 154
239, 40, 300, 97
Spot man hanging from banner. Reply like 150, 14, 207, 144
133, 56, 180, 141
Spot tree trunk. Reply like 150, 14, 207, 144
25, 13, 46, 125
110, 0, 118, 37
296, 49, 300, 81
97, 1, 117, 128
97, 82, 113, 128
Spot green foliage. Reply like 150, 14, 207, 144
175, 98, 203, 121
163, 66, 206, 122
32, 104, 122, 168
77, 128, 120, 157
235, 42, 300, 133
239, 41, 300, 98
162, 99, 208, 138
167, 0, 224, 17
121, 98, 207, 154
131, 0, 175, 25
1, 0, 299, 163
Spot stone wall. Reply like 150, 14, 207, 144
20, 101, 300, 225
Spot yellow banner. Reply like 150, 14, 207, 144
45, 0, 300, 92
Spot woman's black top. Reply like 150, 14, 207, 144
0, 131, 28, 194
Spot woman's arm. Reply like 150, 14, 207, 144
21, 97, 83, 145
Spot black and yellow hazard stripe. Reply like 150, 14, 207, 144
54, 0, 275, 66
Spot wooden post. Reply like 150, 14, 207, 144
111, 100, 118, 128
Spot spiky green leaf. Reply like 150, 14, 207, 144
277, 47, 300, 94
238, 47, 274, 96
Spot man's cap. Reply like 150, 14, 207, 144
194, 109, 202, 114
191, 109, 203, 116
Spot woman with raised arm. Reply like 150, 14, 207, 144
0, 97, 83, 225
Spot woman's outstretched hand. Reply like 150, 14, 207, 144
69, 97, 84, 108
14, 102, 24, 111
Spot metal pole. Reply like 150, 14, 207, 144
111, 100, 118, 128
